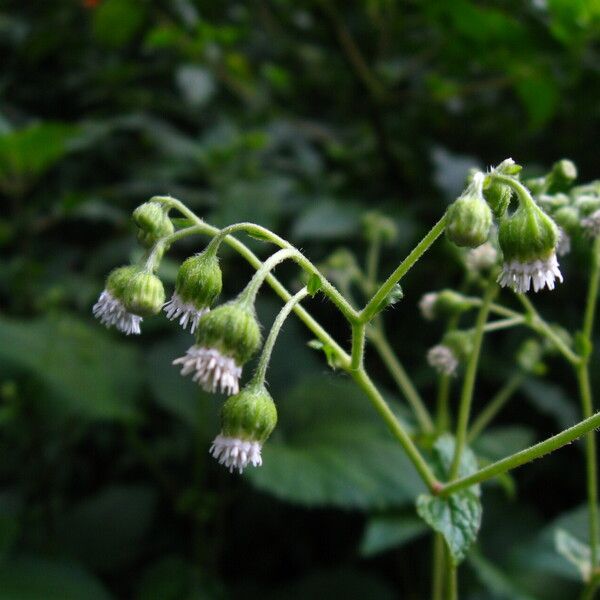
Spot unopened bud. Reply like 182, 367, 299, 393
133, 201, 174, 248
122, 270, 165, 316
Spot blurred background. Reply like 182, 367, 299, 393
1, 1, 600, 598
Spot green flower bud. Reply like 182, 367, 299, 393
497, 204, 563, 293
106, 265, 138, 299
516, 339, 546, 375
122, 270, 165, 317
419, 290, 471, 320
483, 180, 512, 218
574, 195, 600, 217
548, 159, 577, 193
427, 330, 473, 376
164, 251, 223, 332
210, 384, 277, 473
443, 330, 474, 362
362, 211, 398, 243
446, 174, 493, 248
537, 193, 570, 213
132, 201, 174, 248
552, 206, 580, 235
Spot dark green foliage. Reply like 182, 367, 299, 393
2, 1, 600, 598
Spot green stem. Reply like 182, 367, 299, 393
577, 364, 599, 567
351, 322, 366, 370
351, 368, 440, 492
360, 215, 447, 323
436, 376, 451, 433
580, 579, 599, 600
467, 372, 525, 443
447, 561, 458, 600
238, 248, 299, 308
439, 409, 600, 497
252, 287, 309, 385
152, 198, 351, 368
368, 326, 434, 433
482, 316, 525, 333
449, 282, 497, 478
432, 534, 446, 600
489, 172, 538, 211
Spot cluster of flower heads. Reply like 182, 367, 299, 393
92, 201, 277, 474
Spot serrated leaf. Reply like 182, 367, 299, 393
554, 529, 592, 582
416, 434, 482, 565
360, 514, 428, 557
246, 376, 424, 509
307, 273, 322, 296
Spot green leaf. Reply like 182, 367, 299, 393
0, 557, 113, 600
246, 376, 424, 509
307, 273, 322, 296
292, 202, 361, 240
0, 316, 141, 421
360, 514, 428, 557
473, 426, 536, 462
55, 485, 158, 572
554, 529, 592, 582
521, 379, 578, 429
93, 0, 146, 47
416, 435, 482, 565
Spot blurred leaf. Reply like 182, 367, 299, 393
0, 492, 20, 561
292, 202, 361, 240
0, 315, 141, 421
521, 379, 578, 429
360, 514, 427, 557
56, 485, 157, 572
93, 0, 146, 47
0, 557, 113, 600
307, 273, 322, 296
514, 67, 560, 129
416, 435, 482, 566
247, 376, 424, 509
554, 529, 592, 582
468, 550, 538, 600
473, 426, 536, 462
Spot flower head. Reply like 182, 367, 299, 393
173, 302, 262, 395
427, 345, 459, 376
132, 201, 174, 248
464, 241, 498, 272
582, 210, 600, 237
164, 251, 222, 333
497, 204, 562, 293
419, 292, 438, 321
93, 266, 164, 335
210, 384, 277, 473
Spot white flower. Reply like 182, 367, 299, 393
582, 210, 600, 237
427, 344, 458, 376
497, 253, 563, 293
419, 293, 438, 320
173, 346, 241, 395
209, 434, 262, 473
464, 242, 498, 272
163, 292, 209, 333
556, 227, 571, 257
92, 290, 142, 335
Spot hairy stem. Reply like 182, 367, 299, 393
439, 409, 600, 497
252, 287, 309, 385
351, 322, 366, 370
360, 215, 447, 323
351, 368, 440, 492
368, 326, 434, 433
449, 283, 497, 478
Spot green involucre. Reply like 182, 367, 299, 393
195, 302, 262, 365
121, 269, 165, 316
498, 204, 558, 263
132, 201, 174, 248
175, 251, 222, 309
221, 384, 277, 442
445, 195, 492, 248
483, 180, 512, 218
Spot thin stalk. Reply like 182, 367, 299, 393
449, 283, 497, 478
351, 368, 440, 492
439, 409, 600, 497
467, 372, 525, 443
432, 534, 446, 600
351, 322, 366, 370
360, 215, 447, 323
368, 327, 434, 433
252, 287, 309, 385
436, 375, 452, 433
447, 561, 458, 600
482, 316, 525, 333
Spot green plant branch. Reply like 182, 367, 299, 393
467, 372, 525, 443
351, 322, 366, 370
481, 316, 525, 333
360, 214, 447, 323
438, 409, 600, 497
367, 324, 435, 433
351, 368, 440, 492
449, 282, 497, 478
252, 287, 309, 385
432, 533, 446, 600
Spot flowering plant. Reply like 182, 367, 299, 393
94, 158, 600, 599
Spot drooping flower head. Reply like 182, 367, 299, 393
210, 384, 277, 473
445, 172, 493, 248
93, 266, 165, 335
173, 301, 262, 395
132, 201, 174, 248
164, 250, 222, 333
419, 290, 471, 321
497, 203, 563, 293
